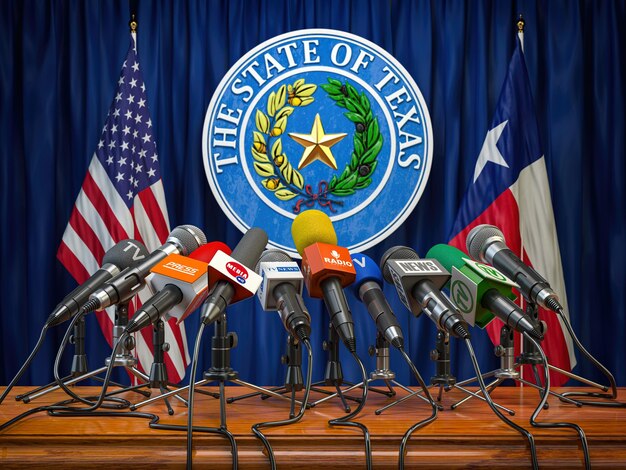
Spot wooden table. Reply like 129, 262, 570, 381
1, 385, 625, 468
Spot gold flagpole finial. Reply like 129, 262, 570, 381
129, 14, 138, 33
517, 14, 525, 34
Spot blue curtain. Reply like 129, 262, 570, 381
1, 0, 625, 390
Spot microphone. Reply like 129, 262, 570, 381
47, 239, 150, 327
291, 210, 357, 353
200, 228, 267, 326
426, 244, 543, 340
467, 225, 563, 312
255, 249, 311, 341
82, 225, 207, 313
188, 242, 232, 263
380, 246, 470, 339
351, 253, 404, 350
125, 242, 231, 334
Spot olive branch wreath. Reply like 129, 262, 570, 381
251, 78, 383, 213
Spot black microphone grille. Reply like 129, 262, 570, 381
254, 249, 293, 274
232, 227, 269, 268
168, 225, 207, 255
466, 224, 505, 262
102, 239, 149, 269
379, 246, 420, 283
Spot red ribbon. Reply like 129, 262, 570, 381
293, 181, 343, 213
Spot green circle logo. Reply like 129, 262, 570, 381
475, 263, 507, 281
450, 280, 474, 314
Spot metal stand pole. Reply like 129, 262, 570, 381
142, 319, 192, 415
283, 335, 304, 418
517, 303, 548, 404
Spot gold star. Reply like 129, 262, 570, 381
289, 114, 347, 170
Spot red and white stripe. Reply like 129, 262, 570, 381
58, 155, 190, 382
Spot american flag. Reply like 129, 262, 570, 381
57, 33, 190, 383
449, 32, 575, 385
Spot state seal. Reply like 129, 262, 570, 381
203, 29, 433, 256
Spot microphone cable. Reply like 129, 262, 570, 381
148, 318, 238, 470
397, 347, 439, 469
0, 321, 129, 432
328, 350, 372, 470
50, 315, 129, 411
147, 317, 240, 469
186, 320, 207, 469
251, 336, 314, 470
554, 308, 626, 407
523, 332, 591, 469
52, 311, 129, 407
48, 404, 240, 470
0, 325, 49, 404
463, 337, 539, 470
2, 316, 241, 469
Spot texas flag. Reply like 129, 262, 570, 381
449, 37, 576, 386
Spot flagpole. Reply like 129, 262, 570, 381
517, 14, 525, 52
130, 14, 138, 44
128, 12, 140, 384
514, 14, 539, 390
515, 13, 527, 380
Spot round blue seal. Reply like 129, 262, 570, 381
203, 29, 433, 256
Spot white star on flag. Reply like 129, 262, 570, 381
473, 120, 510, 183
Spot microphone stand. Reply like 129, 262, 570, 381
227, 334, 313, 418
17, 304, 151, 403
376, 330, 514, 415
308, 322, 381, 411
15, 316, 124, 402
14, 316, 136, 402
523, 302, 609, 391
19, 303, 188, 413
312, 331, 422, 411
143, 318, 195, 415
450, 305, 584, 411
131, 313, 302, 411
280, 335, 306, 419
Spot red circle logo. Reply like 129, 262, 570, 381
226, 261, 248, 279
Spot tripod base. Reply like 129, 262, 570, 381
375, 382, 510, 414
18, 361, 152, 403
451, 323, 584, 412
131, 376, 305, 411
450, 365, 583, 412
21, 355, 189, 415
227, 333, 309, 413
15, 372, 137, 403
377, 330, 514, 415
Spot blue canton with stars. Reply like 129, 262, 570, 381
95, 36, 161, 207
